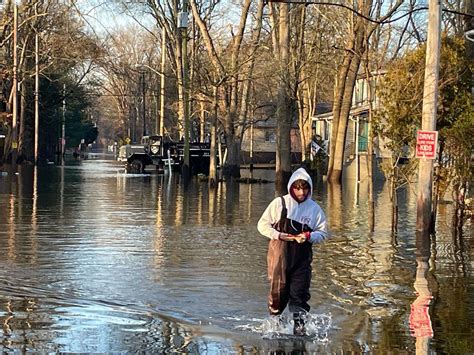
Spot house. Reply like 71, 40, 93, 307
312, 71, 390, 180
240, 72, 391, 168
240, 110, 302, 165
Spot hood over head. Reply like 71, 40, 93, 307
287, 167, 313, 202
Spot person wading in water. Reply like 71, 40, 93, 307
257, 167, 328, 336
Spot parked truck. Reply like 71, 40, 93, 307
118, 135, 212, 175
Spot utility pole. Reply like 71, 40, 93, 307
154, 95, 159, 135
11, 3, 18, 167
160, 28, 166, 137
179, 0, 190, 179
141, 71, 147, 137
34, 32, 39, 164
416, 0, 442, 234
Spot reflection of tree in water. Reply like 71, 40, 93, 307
431, 210, 472, 354
224, 180, 240, 225
451, 202, 469, 275
128, 319, 186, 352
1, 296, 63, 352
208, 184, 218, 226
327, 183, 343, 231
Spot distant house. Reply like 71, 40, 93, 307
240, 107, 302, 164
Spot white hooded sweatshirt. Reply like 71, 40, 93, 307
257, 168, 328, 244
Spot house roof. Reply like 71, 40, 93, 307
312, 104, 370, 121
356, 69, 387, 80
253, 115, 300, 129
315, 102, 333, 115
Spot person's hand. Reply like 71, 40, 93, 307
278, 233, 295, 241
293, 234, 307, 243
278, 232, 309, 243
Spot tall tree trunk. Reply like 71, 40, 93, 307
298, 82, 308, 162
199, 99, 205, 142
18, 81, 34, 162
15, 18, 31, 163
328, 0, 390, 183
296, 6, 310, 163
275, 2, 292, 194
209, 85, 218, 186
329, 42, 363, 183
175, 33, 185, 139
298, 75, 314, 163
190, 0, 254, 179
222, 131, 241, 178
327, 53, 352, 178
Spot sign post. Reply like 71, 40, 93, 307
415, 130, 438, 159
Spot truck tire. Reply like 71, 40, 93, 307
127, 159, 144, 174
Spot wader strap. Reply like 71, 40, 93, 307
280, 196, 287, 221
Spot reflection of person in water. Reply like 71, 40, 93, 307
409, 255, 433, 354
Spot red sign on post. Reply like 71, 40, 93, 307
416, 130, 438, 159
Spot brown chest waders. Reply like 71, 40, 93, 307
267, 197, 313, 316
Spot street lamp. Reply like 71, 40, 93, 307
134, 64, 147, 138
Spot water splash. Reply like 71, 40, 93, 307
305, 313, 332, 342
236, 313, 332, 343
260, 314, 292, 337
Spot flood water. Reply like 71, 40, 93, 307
0, 157, 472, 353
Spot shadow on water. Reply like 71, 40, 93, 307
0, 160, 472, 353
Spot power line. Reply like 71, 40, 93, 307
266, 1, 474, 25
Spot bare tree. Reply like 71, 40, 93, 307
190, 0, 264, 179
327, 0, 404, 183
98, 28, 163, 143
294, 4, 338, 165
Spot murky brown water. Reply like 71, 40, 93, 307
0, 157, 472, 353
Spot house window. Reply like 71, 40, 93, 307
358, 120, 369, 152
265, 130, 276, 143
355, 79, 365, 105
